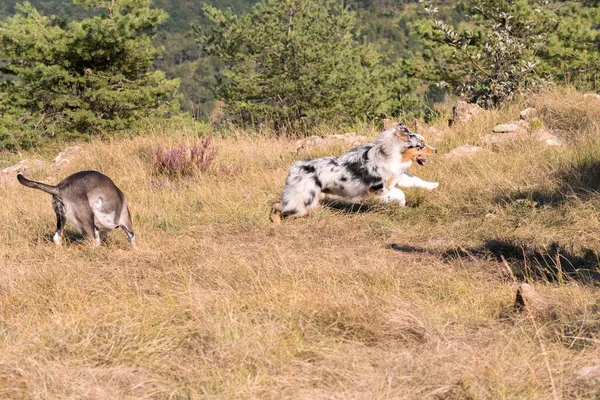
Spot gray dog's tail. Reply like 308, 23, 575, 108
17, 173, 59, 196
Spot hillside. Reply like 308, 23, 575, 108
0, 0, 428, 118
1, 89, 600, 398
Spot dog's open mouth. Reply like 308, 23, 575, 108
416, 155, 427, 166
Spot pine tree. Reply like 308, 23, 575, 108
194, 0, 416, 133
0, 0, 180, 150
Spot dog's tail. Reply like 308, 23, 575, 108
17, 173, 59, 196
270, 202, 282, 224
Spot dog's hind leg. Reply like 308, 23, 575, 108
51, 196, 66, 246
273, 195, 319, 223
72, 208, 99, 246
121, 225, 136, 248
281, 208, 312, 220
93, 227, 102, 247
274, 162, 323, 223
279, 185, 321, 222
79, 218, 98, 246
272, 205, 311, 222
271, 203, 282, 224
119, 207, 136, 249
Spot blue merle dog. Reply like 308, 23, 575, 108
271, 124, 439, 223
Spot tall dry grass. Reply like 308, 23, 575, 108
1, 88, 600, 399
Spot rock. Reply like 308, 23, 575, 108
452, 101, 488, 125
514, 199, 538, 208
576, 365, 600, 387
519, 107, 538, 121
2, 159, 46, 174
444, 145, 482, 159
296, 135, 327, 151
415, 120, 445, 140
483, 119, 561, 146
513, 283, 555, 318
2, 145, 87, 188
52, 145, 85, 167
481, 132, 521, 145
492, 123, 519, 133
295, 133, 369, 153
0, 174, 16, 188
485, 120, 527, 141
534, 130, 562, 146
0, 159, 46, 188
383, 119, 444, 141
583, 93, 600, 101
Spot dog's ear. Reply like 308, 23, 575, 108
394, 124, 410, 142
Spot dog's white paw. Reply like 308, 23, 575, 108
425, 182, 439, 191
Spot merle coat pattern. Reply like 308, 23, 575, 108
272, 124, 439, 222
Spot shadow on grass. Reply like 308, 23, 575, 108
387, 244, 429, 254
495, 158, 600, 207
390, 239, 600, 285
321, 198, 380, 214
44, 229, 84, 244
494, 189, 566, 208
43, 230, 116, 246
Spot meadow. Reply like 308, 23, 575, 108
1, 88, 600, 399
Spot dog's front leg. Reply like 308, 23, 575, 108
396, 172, 439, 191
377, 187, 406, 207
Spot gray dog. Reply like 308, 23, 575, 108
17, 171, 135, 248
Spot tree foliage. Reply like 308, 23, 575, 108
194, 0, 420, 132
416, 0, 600, 108
536, 2, 600, 89
2, 0, 600, 133
0, 0, 180, 150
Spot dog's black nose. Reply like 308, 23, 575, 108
434, 148, 438, 154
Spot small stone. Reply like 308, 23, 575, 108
452, 101, 488, 125
534, 129, 562, 146
514, 283, 555, 318
2, 159, 46, 174
481, 132, 521, 145
444, 145, 482, 159
53, 145, 85, 167
519, 107, 538, 121
0, 159, 46, 188
514, 199, 538, 207
576, 365, 600, 387
415, 120, 445, 140
583, 93, 600, 101
544, 138, 561, 146
493, 123, 519, 133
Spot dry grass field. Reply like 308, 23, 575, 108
1, 88, 600, 399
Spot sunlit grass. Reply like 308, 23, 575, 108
1, 88, 600, 398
